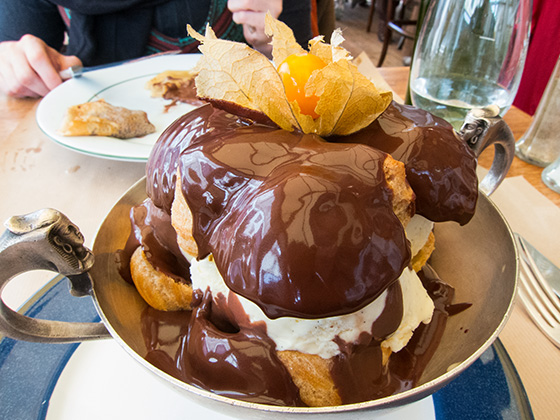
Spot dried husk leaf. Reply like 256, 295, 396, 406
334, 66, 393, 135
296, 61, 353, 135
330, 28, 345, 48
314, 60, 393, 136
264, 13, 306, 66
187, 24, 300, 131
309, 29, 351, 64
188, 15, 392, 137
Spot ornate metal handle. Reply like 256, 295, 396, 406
457, 105, 515, 196
0, 209, 110, 342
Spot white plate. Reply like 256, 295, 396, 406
36, 54, 202, 162
46, 341, 435, 420
0, 277, 533, 420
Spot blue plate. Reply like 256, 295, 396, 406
0, 277, 534, 420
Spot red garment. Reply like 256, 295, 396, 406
311, 0, 320, 37
513, 0, 560, 115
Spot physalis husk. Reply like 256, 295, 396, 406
277, 53, 327, 119
187, 14, 392, 137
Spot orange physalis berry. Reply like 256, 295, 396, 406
277, 53, 327, 119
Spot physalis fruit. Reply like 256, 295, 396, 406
277, 53, 327, 119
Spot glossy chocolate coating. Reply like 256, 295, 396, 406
117, 199, 190, 284
141, 292, 303, 406
125, 100, 477, 406
147, 104, 242, 214
149, 104, 410, 319
331, 102, 478, 225
140, 265, 452, 406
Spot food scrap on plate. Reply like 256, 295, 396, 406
58, 99, 156, 139
145, 70, 206, 109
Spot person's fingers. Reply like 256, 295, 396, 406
228, 0, 282, 16
0, 35, 79, 98
0, 38, 50, 97
227, 0, 254, 13
0, 44, 20, 96
59, 54, 82, 70
231, 10, 265, 29
20, 35, 63, 93
261, 0, 282, 17
245, 26, 265, 45
230, 10, 274, 58
228, 0, 282, 51
0, 61, 39, 98
0, 41, 34, 97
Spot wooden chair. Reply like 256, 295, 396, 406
366, 0, 379, 33
369, 0, 418, 67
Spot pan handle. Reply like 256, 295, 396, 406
458, 105, 515, 196
0, 209, 110, 342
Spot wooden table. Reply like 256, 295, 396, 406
1, 66, 559, 420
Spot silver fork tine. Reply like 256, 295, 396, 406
519, 256, 560, 324
519, 269, 559, 328
515, 235, 560, 348
517, 236, 560, 323
517, 280, 560, 348
517, 277, 551, 328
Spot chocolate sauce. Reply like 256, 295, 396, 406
116, 199, 190, 284
328, 265, 453, 403
151, 104, 410, 319
142, 290, 303, 406
446, 302, 473, 316
331, 102, 478, 225
139, 265, 452, 406
162, 77, 207, 110
119, 101, 477, 407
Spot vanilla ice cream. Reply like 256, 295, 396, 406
187, 213, 435, 360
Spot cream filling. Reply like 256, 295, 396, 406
406, 214, 434, 257
382, 267, 434, 354
185, 214, 435, 359
190, 259, 434, 359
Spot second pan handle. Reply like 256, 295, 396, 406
0, 209, 110, 342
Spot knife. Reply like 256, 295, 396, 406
515, 233, 560, 297
59, 50, 182, 79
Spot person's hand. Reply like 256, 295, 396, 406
0, 34, 82, 98
227, 0, 283, 58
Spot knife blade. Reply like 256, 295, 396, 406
516, 234, 560, 297
59, 50, 182, 79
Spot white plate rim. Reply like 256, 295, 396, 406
0, 276, 534, 420
36, 54, 202, 162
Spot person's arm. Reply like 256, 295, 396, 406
228, 0, 313, 58
0, 0, 67, 49
277, 0, 313, 47
227, 0, 283, 57
0, 0, 81, 98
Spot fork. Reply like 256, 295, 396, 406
515, 234, 560, 348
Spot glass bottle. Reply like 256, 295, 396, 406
404, 0, 431, 105
408, 0, 532, 130
515, 56, 560, 167
542, 154, 560, 194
